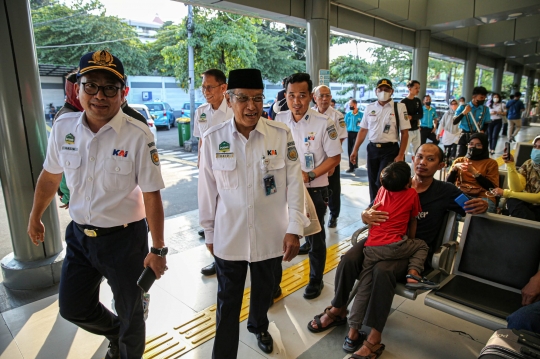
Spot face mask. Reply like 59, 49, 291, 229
425, 102, 431, 107
531, 148, 540, 164
377, 91, 391, 102
349, 106, 354, 110
468, 147, 483, 158
476, 99, 485, 106
493, 98, 500, 103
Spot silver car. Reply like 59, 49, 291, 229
130, 104, 158, 146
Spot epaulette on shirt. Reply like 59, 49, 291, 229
124, 114, 152, 137
54, 111, 81, 124
202, 118, 231, 138
265, 118, 291, 133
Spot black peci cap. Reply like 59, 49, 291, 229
77, 50, 125, 84
376, 78, 393, 89
227, 69, 264, 90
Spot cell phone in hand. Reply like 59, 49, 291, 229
504, 142, 511, 159
454, 193, 469, 210
137, 267, 156, 292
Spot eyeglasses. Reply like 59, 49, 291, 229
81, 82, 121, 97
201, 84, 223, 92
229, 93, 265, 103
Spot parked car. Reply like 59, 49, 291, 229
180, 102, 203, 119
432, 100, 449, 111
145, 101, 176, 130
130, 104, 157, 146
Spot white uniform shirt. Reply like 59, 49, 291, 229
312, 105, 348, 140
198, 117, 308, 262
275, 108, 342, 188
44, 110, 165, 227
193, 97, 233, 138
361, 100, 410, 143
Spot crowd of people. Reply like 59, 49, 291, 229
26, 49, 539, 359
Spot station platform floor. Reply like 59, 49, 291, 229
0, 125, 539, 359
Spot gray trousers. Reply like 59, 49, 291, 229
348, 238, 428, 330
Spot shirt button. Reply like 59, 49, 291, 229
65, 161, 70, 166
115, 167, 120, 172
85, 215, 89, 220
90, 157, 95, 161
85, 196, 90, 201
88, 177, 93, 182
249, 225, 253, 228
92, 138, 96, 142
248, 184, 252, 187
247, 164, 251, 167
248, 205, 252, 208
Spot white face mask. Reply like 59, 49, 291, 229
493, 98, 500, 103
377, 90, 391, 102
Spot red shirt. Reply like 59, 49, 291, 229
366, 187, 422, 247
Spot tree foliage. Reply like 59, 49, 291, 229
31, 0, 150, 75
330, 55, 370, 97
367, 46, 412, 87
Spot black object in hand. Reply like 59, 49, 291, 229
504, 142, 511, 159
137, 267, 156, 292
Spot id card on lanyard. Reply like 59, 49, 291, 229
261, 156, 277, 196
304, 138, 315, 170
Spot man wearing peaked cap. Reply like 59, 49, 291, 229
198, 68, 308, 358
27, 50, 166, 359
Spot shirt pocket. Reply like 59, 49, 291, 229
212, 158, 238, 190
103, 158, 133, 191
260, 157, 286, 189
59, 152, 82, 189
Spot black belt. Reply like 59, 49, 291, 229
307, 186, 327, 192
420, 126, 433, 130
76, 222, 129, 237
370, 142, 397, 148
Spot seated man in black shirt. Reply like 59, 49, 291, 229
307, 143, 489, 357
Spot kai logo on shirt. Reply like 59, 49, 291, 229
267, 150, 278, 156
112, 149, 129, 157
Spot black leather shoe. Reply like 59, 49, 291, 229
328, 215, 338, 228
198, 229, 205, 238
298, 242, 311, 255
304, 280, 324, 299
345, 168, 354, 173
273, 286, 282, 299
201, 262, 216, 276
105, 340, 120, 359
255, 331, 273, 354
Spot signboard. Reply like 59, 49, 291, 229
319, 69, 330, 86
142, 91, 152, 101
359, 85, 365, 98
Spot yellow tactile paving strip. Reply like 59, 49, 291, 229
495, 149, 515, 167
143, 239, 353, 358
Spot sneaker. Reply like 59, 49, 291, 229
345, 168, 354, 173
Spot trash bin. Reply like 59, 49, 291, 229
177, 118, 190, 147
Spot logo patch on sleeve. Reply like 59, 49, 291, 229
147, 141, 156, 148
287, 146, 298, 161
327, 125, 338, 140
150, 149, 160, 166
339, 118, 346, 128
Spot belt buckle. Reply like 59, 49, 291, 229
84, 229, 97, 237
376, 144, 382, 148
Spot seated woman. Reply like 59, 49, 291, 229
491, 135, 540, 221
446, 133, 499, 213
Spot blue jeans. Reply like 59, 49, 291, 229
507, 301, 540, 333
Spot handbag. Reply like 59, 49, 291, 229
303, 186, 322, 236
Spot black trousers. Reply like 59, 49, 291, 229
331, 236, 408, 333
59, 219, 148, 359
306, 187, 328, 282
420, 127, 439, 145
328, 164, 341, 218
213, 256, 282, 359
366, 142, 399, 202
507, 198, 540, 222
487, 119, 502, 151
348, 132, 359, 171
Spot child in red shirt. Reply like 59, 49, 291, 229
349, 162, 436, 333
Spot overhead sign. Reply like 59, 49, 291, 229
319, 69, 330, 86
142, 91, 152, 101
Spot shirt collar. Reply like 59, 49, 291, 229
231, 117, 266, 138
375, 100, 393, 108
77, 108, 124, 134
469, 101, 480, 109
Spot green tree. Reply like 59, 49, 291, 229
253, 22, 305, 82
32, 0, 149, 75
330, 55, 370, 98
145, 23, 178, 76
161, 8, 258, 89
368, 46, 412, 87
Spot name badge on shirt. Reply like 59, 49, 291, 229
305, 152, 315, 170
383, 124, 391, 133
216, 152, 234, 158
264, 175, 277, 196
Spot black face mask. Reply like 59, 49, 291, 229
350, 106, 354, 110
476, 99, 485, 106
425, 102, 431, 107
468, 147, 483, 158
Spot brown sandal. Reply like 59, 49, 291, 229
307, 306, 347, 333
348, 340, 385, 359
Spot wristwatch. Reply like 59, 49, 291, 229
308, 171, 316, 182
150, 247, 168, 257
